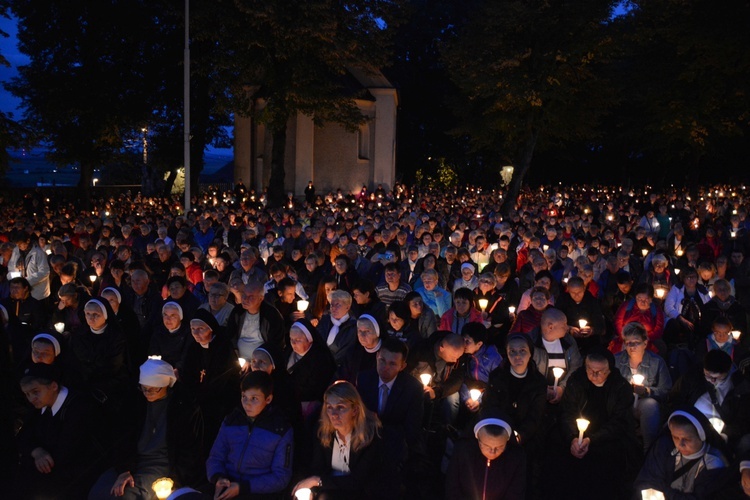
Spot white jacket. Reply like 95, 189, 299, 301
8, 244, 51, 300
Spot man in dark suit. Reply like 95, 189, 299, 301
357, 338, 425, 482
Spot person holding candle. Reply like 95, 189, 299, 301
227, 281, 286, 359
555, 276, 606, 355
88, 357, 204, 499
634, 407, 731, 498
610, 283, 665, 355
439, 287, 483, 335
528, 308, 582, 405
206, 370, 294, 499
699, 279, 747, 342
459, 322, 502, 413
693, 317, 749, 371
614, 322, 672, 451
445, 416, 526, 500
148, 302, 192, 373
509, 286, 553, 335
292, 381, 384, 499
554, 348, 639, 500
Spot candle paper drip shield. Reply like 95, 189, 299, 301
297, 300, 309, 312
152, 477, 173, 500
420, 373, 432, 386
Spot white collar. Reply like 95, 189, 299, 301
365, 339, 382, 354
42, 386, 69, 416
378, 376, 396, 391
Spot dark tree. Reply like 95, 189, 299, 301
194, 0, 402, 207
443, 0, 621, 214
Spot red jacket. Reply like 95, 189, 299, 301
439, 308, 483, 334
609, 299, 664, 353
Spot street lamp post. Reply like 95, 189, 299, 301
184, 0, 191, 211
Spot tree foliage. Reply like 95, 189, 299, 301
193, 0, 403, 206
442, 0, 621, 214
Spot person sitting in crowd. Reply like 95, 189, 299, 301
405, 291, 437, 340
317, 290, 358, 370
440, 287, 482, 335
613, 322, 672, 451
292, 381, 384, 499
15, 363, 102, 499
459, 322, 502, 416
207, 370, 293, 499
445, 416, 526, 500
88, 357, 203, 499
634, 407, 732, 498
509, 286, 552, 335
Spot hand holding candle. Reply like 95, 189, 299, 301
297, 300, 309, 312
632, 374, 645, 407
576, 418, 590, 445
151, 477, 173, 500
552, 367, 565, 389
478, 298, 488, 312
469, 388, 482, 403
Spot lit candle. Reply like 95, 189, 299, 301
552, 367, 564, 389
238, 358, 246, 369
709, 417, 725, 434
469, 388, 482, 403
641, 489, 665, 500
674, 268, 681, 275
578, 319, 588, 329
731, 230, 737, 238
295, 488, 313, 500
45, 248, 52, 255
655, 288, 665, 299
576, 418, 590, 445
297, 300, 309, 312
675, 248, 684, 257
632, 374, 645, 407
478, 298, 489, 312
732, 330, 741, 341
563, 277, 569, 284
641, 248, 648, 257
89, 275, 97, 283
151, 477, 173, 500
420, 373, 432, 387
507, 306, 516, 315
54, 322, 65, 334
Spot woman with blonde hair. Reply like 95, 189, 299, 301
293, 381, 383, 499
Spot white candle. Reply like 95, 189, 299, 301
641, 248, 648, 257
469, 389, 482, 402
297, 300, 309, 312
151, 477, 173, 500
655, 288, 665, 299
54, 322, 65, 333
478, 298, 488, 312
420, 373, 432, 387
295, 488, 313, 500
578, 319, 588, 329
674, 268, 680, 275
732, 330, 741, 341
632, 374, 645, 407
552, 367, 564, 389
709, 417, 725, 434
507, 306, 516, 315
576, 418, 590, 445
238, 358, 247, 369
89, 275, 97, 283
641, 489, 665, 500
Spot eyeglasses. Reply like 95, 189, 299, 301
624, 341, 645, 348
586, 367, 610, 378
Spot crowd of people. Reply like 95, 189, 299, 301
2, 180, 750, 499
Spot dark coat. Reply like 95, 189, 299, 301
407, 331, 466, 400
445, 436, 526, 500
181, 333, 241, 447
113, 383, 204, 488
357, 368, 425, 462
227, 302, 286, 353
68, 322, 130, 409
317, 314, 358, 368
484, 362, 548, 452
285, 340, 336, 403
148, 322, 192, 372
310, 432, 384, 500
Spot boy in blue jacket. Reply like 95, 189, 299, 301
207, 370, 293, 499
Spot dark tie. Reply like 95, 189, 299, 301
378, 384, 389, 415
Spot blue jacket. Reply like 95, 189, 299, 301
460, 344, 503, 402
207, 405, 293, 495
